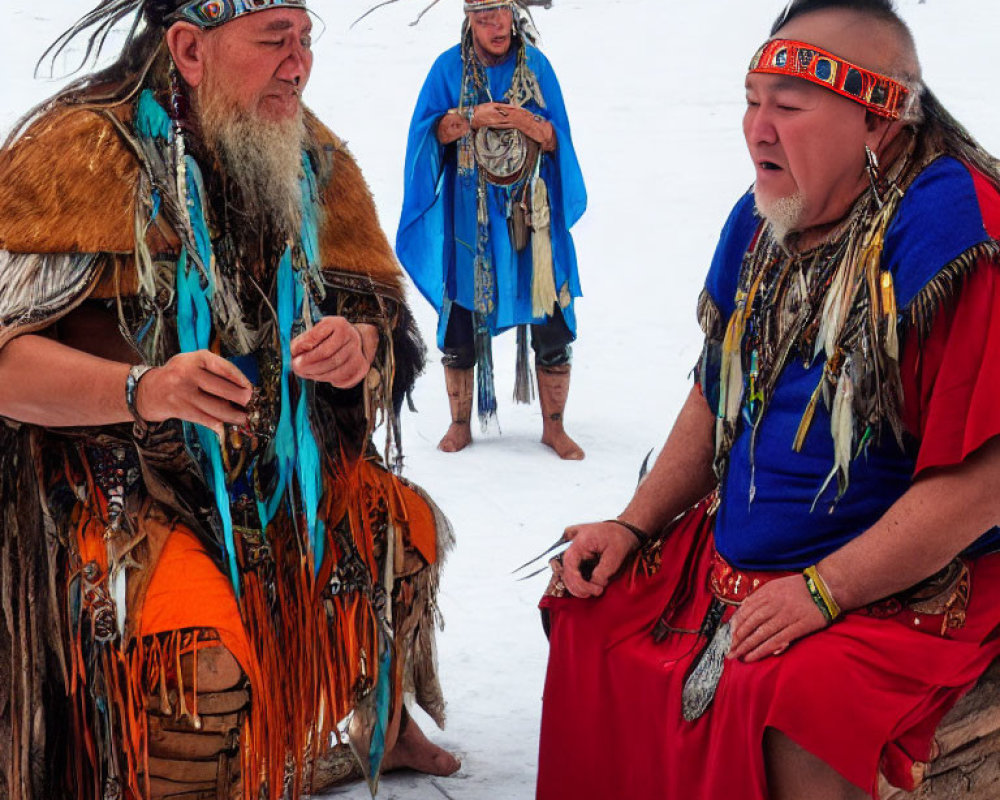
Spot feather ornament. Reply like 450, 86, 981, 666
813, 358, 854, 510
793, 380, 823, 452
881, 270, 899, 361
530, 177, 556, 318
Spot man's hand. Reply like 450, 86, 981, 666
437, 112, 471, 145
290, 317, 377, 389
471, 103, 555, 150
727, 575, 828, 663
136, 350, 253, 436
470, 102, 518, 130
558, 521, 642, 598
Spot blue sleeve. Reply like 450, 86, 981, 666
696, 192, 759, 408
705, 191, 759, 318
395, 48, 463, 311
531, 48, 587, 297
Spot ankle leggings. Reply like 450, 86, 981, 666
440, 304, 573, 369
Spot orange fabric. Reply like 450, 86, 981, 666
352, 459, 437, 565
397, 480, 438, 565
140, 526, 252, 674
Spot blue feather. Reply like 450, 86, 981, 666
368, 644, 393, 779
138, 93, 329, 595
135, 90, 172, 141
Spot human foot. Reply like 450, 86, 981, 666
542, 429, 585, 460
438, 422, 472, 452
382, 717, 461, 776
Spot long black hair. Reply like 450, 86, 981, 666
4, 1, 178, 146
770, 0, 904, 35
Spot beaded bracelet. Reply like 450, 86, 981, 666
803, 565, 842, 623
605, 518, 652, 547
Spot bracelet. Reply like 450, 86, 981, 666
126, 364, 154, 434
803, 565, 842, 623
604, 518, 653, 547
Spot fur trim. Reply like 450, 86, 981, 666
904, 240, 1000, 341
0, 252, 105, 349
697, 287, 724, 341
308, 116, 405, 292
0, 108, 138, 254
1, 106, 405, 293
391, 301, 427, 416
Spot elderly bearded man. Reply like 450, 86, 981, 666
536, 1, 1000, 799
0, 1, 461, 798
396, 0, 588, 458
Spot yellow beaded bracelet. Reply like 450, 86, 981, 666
803, 565, 842, 623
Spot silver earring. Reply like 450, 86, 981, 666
865, 145, 884, 208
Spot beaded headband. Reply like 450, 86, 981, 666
749, 38, 909, 120
463, 0, 515, 11
167, 0, 307, 29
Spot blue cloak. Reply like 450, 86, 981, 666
396, 43, 587, 348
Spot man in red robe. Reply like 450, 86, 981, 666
537, 1, 1000, 798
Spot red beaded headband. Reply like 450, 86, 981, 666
749, 38, 909, 120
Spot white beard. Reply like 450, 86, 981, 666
198, 79, 307, 239
754, 190, 806, 244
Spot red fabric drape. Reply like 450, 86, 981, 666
539, 256, 1000, 800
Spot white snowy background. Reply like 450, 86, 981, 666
2, 1, 999, 797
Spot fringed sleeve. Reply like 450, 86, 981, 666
694, 287, 725, 407
900, 258, 1000, 474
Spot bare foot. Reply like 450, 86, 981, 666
382, 717, 461, 776
438, 423, 472, 453
542, 430, 585, 460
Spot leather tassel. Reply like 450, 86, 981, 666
512, 325, 535, 404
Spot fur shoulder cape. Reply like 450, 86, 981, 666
0, 104, 405, 298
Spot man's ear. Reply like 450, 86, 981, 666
166, 22, 207, 88
865, 112, 902, 156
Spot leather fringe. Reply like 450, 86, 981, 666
904, 240, 1000, 342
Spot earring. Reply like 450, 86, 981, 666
168, 61, 189, 124
865, 145, 885, 208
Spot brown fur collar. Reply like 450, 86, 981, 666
0, 107, 138, 254
0, 103, 405, 302
306, 113, 405, 297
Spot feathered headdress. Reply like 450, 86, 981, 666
38, 0, 306, 78
353, 0, 550, 37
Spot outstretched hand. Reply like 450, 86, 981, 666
556, 521, 642, 598
727, 574, 829, 663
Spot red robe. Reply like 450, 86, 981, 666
537, 260, 1000, 800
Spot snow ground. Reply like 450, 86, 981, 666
3, 1, 1000, 798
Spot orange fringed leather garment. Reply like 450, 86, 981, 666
0, 99, 447, 800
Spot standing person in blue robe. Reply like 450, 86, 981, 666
396, 0, 588, 458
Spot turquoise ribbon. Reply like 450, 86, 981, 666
137, 89, 327, 592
